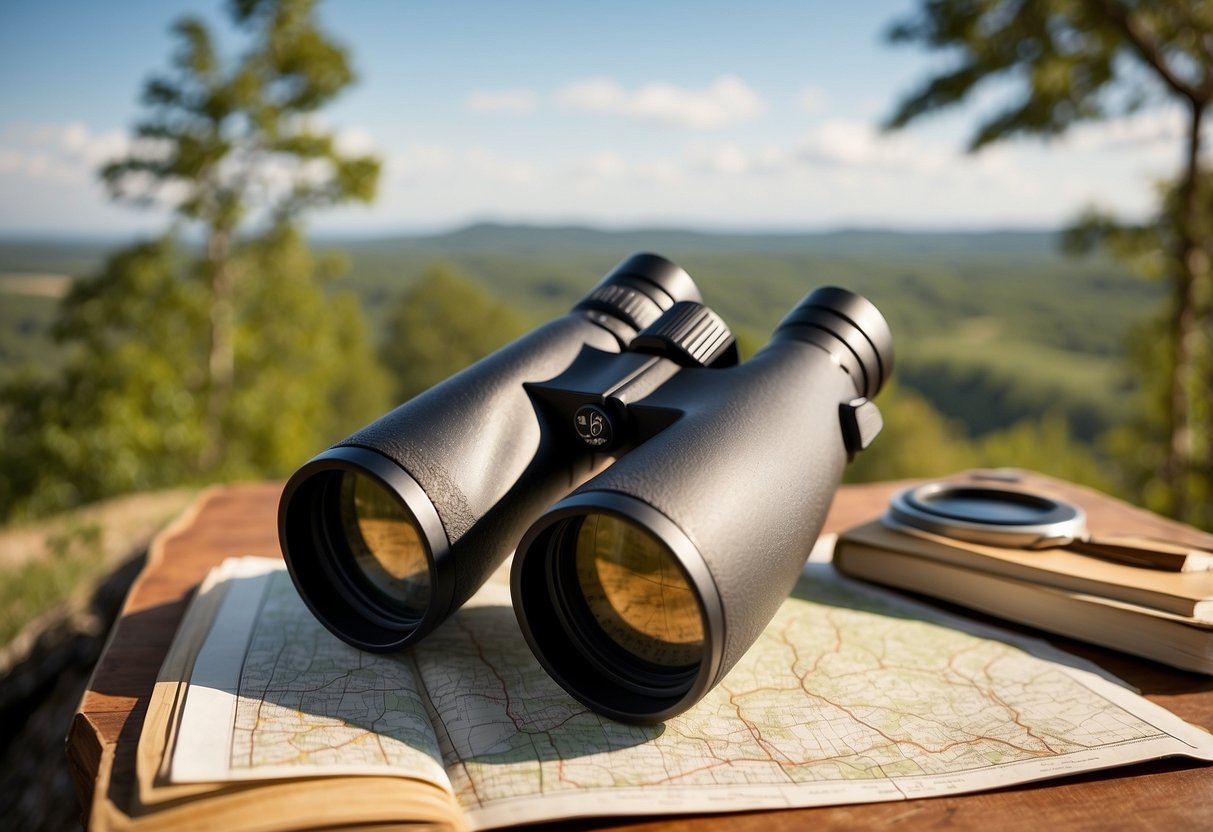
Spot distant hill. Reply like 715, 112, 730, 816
0, 238, 122, 276
0, 223, 1161, 442
333, 224, 1158, 442
337, 222, 1063, 258
0, 222, 1069, 274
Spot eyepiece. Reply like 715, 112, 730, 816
607, 252, 703, 307
279, 446, 452, 651
771, 286, 893, 399
574, 253, 704, 344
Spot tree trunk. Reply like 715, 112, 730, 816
1164, 101, 1209, 524
1166, 268, 1195, 521
200, 228, 235, 472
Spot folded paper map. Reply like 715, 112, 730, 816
135, 546, 1213, 831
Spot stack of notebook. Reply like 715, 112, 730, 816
833, 474, 1213, 674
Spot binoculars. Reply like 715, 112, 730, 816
279, 253, 892, 723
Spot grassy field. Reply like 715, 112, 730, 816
0, 489, 196, 644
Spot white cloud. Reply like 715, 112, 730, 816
466, 148, 538, 184
323, 115, 1167, 233
334, 126, 380, 156
0, 119, 399, 233
0, 121, 130, 185
386, 145, 538, 185
466, 89, 539, 115
795, 118, 952, 175
571, 150, 630, 180
0, 123, 145, 233
799, 85, 827, 114
689, 143, 752, 175
553, 75, 766, 129
1061, 107, 1184, 161
686, 142, 789, 176
668, 119, 959, 180
0, 146, 23, 173
0, 105, 1179, 234
386, 144, 455, 180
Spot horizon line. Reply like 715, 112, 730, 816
0, 219, 1065, 244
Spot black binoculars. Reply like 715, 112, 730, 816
279, 253, 892, 723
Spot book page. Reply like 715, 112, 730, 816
169, 557, 450, 791
409, 541, 1213, 830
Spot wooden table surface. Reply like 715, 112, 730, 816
69, 472, 1213, 831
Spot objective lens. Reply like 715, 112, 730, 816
573, 514, 703, 668
337, 472, 431, 615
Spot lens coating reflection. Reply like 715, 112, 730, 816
574, 514, 703, 668
338, 472, 431, 615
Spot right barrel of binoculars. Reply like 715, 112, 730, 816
513, 285, 892, 722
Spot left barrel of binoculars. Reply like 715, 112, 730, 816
278, 254, 703, 652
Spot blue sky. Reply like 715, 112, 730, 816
0, 0, 1185, 235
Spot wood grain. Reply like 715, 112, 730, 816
68, 472, 1213, 830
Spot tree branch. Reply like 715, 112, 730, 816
1174, 4, 1213, 97
1092, 0, 1206, 106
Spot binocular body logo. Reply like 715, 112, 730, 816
574, 405, 612, 447
279, 253, 892, 723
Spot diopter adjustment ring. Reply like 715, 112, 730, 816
630, 301, 739, 368
575, 283, 665, 332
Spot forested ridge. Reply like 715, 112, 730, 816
1, 222, 1158, 507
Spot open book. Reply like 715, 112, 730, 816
131, 551, 1213, 831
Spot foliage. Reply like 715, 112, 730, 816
845, 383, 1117, 494
1067, 171, 1213, 528
0, 231, 389, 520
884, 1, 1210, 150
0, 222, 1147, 519
338, 229, 1156, 446
102, 0, 380, 223
0, 292, 60, 380
333, 228, 1156, 356
0, 240, 206, 515
0, 227, 1162, 519
899, 335, 1133, 440
976, 410, 1117, 492
379, 262, 531, 402
844, 382, 981, 482
221, 225, 391, 472
100, 0, 381, 468
0, 521, 101, 644
0, 0, 394, 521
885, 0, 1213, 528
